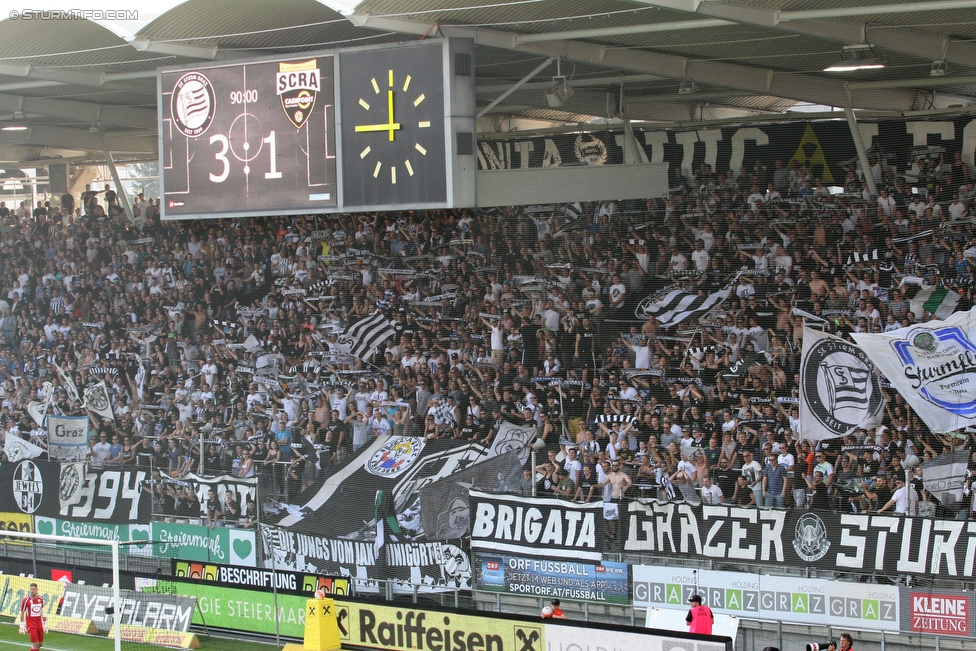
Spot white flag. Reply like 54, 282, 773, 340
27, 401, 48, 427
54, 363, 80, 405
83, 381, 114, 421
852, 306, 976, 433
4, 435, 45, 461
799, 327, 886, 441
920, 450, 969, 507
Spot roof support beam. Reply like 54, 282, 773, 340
129, 39, 218, 60
514, 19, 731, 44
346, 15, 916, 110
0, 94, 157, 130
630, 1, 976, 75
0, 125, 155, 154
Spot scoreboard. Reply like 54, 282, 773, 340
158, 40, 476, 220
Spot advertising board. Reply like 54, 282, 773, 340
476, 555, 628, 604
632, 565, 899, 631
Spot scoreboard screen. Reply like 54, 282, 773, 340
160, 54, 338, 219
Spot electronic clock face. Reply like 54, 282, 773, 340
339, 44, 447, 209
160, 54, 337, 219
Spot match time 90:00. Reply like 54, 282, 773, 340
229, 90, 258, 104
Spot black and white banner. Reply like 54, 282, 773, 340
260, 527, 472, 593
470, 490, 607, 562
60, 583, 195, 632
419, 450, 524, 540
800, 327, 885, 441
334, 311, 395, 360
623, 500, 976, 579
634, 288, 730, 328
47, 415, 89, 461
59, 467, 151, 523
0, 459, 62, 517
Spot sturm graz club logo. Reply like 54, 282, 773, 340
59, 463, 81, 503
801, 334, 884, 436
793, 512, 830, 562
85, 386, 109, 413
170, 71, 216, 138
12, 460, 44, 514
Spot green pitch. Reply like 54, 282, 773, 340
0, 623, 284, 651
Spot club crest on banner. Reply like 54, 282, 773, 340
793, 512, 830, 562
800, 328, 885, 438
12, 460, 44, 514
365, 436, 425, 478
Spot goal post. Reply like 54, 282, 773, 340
0, 529, 122, 651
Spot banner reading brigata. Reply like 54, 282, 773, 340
623, 500, 976, 579
470, 490, 607, 562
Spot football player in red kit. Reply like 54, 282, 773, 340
19, 583, 48, 651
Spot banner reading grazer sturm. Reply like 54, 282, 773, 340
469, 490, 607, 562
623, 499, 976, 579
477, 554, 629, 604
60, 583, 195, 632
852, 306, 976, 433
260, 526, 472, 594
800, 326, 885, 441
47, 415, 89, 461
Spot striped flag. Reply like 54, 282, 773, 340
910, 285, 960, 320
637, 288, 730, 327
54, 363, 81, 406
334, 311, 395, 360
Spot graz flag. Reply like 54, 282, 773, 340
852, 306, 976, 433
799, 327, 885, 441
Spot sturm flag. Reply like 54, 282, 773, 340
800, 327, 885, 441
3, 436, 45, 462
920, 450, 969, 508
635, 288, 730, 328
334, 311, 395, 360
83, 381, 114, 421
852, 306, 976, 434
54, 363, 80, 406
910, 285, 960, 321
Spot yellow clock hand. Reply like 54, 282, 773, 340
354, 89, 401, 140
387, 89, 395, 141
355, 122, 401, 133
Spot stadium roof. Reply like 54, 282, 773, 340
2, 0, 976, 164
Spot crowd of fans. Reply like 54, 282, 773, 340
0, 144, 974, 528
